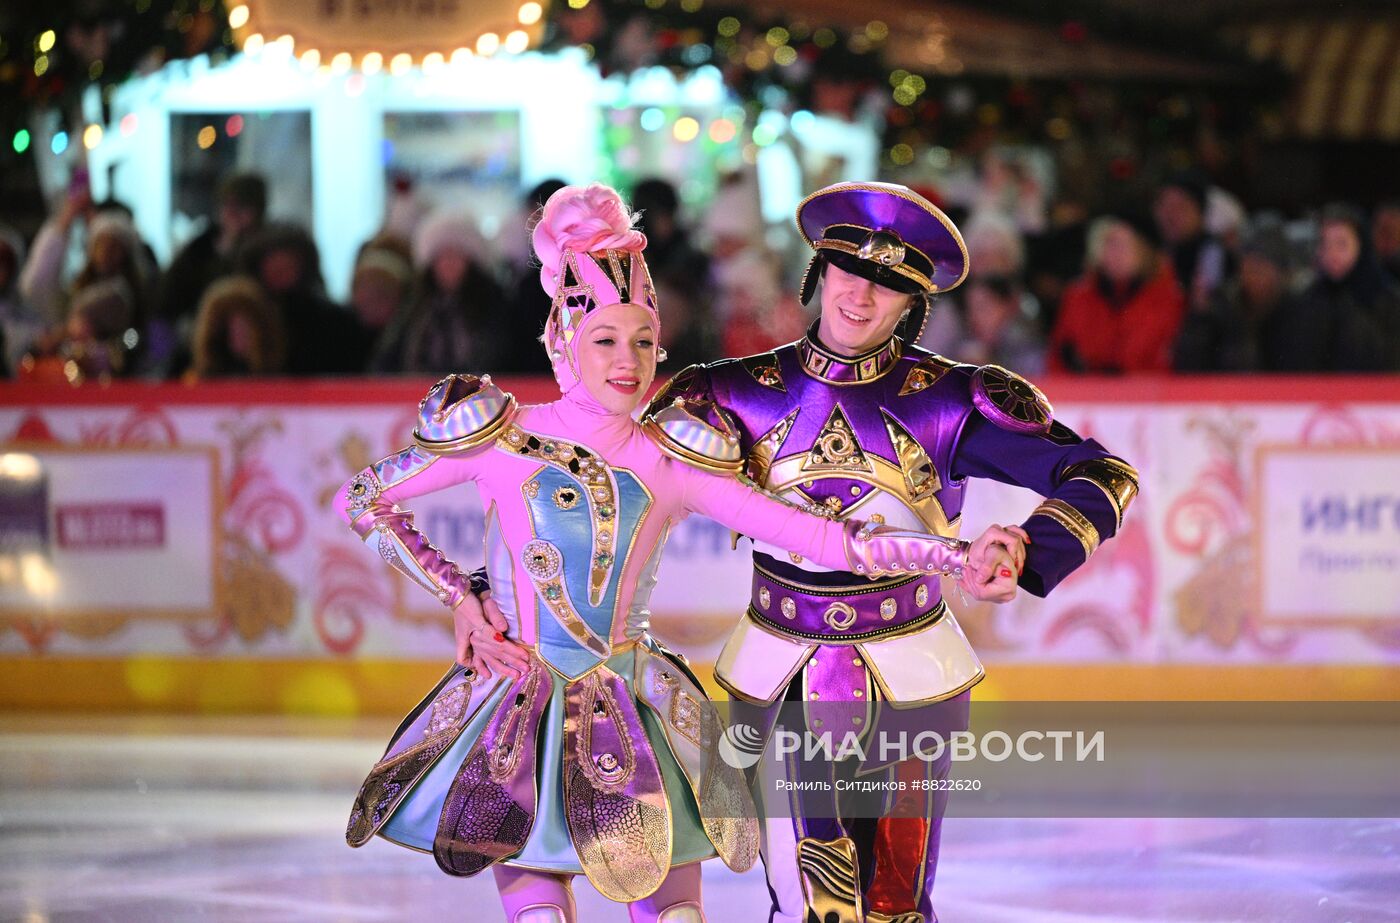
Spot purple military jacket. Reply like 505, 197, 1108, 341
644, 330, 1137, 705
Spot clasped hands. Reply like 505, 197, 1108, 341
453, 591, 530, 682
453, 522, 1028, 681
958, 523, 1030, 604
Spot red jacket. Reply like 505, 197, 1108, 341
1049, 261, 1186, 373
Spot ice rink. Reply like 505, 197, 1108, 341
2, 716, 1397, 923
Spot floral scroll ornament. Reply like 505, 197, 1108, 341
184, 416, 303, 650
1167, 413, 1294, 654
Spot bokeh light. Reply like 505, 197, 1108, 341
673, 116, 700, 142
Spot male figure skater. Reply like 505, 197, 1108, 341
640, 182, 1138, 923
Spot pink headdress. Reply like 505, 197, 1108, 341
531, 184, 658, 392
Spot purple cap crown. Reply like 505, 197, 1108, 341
795, 182, 968, 300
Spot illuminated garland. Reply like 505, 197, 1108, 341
1, 0, 233, 165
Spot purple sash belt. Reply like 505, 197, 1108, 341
749, 565, 945, 644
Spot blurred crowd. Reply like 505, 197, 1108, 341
925, 165, 1400, 375
2, 165, 1398, 383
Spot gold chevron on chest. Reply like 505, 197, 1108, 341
801, 404, 872, 474
899, 354, 958, 396
881, 410, 941, 501
747, 408, 800, 485
740, 352, 785, 391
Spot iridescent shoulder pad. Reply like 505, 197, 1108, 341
642, 396, 744, 475
412, 373, 517, 454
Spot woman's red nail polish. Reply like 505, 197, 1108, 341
493, 631, 504, 642
999, 568, 1013, 578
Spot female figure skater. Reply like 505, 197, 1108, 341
336, 184, 1000, 923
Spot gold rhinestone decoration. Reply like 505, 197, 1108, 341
916, 584, 929, 607
346, 472, 381, 513
758, 587, 771, 609
522, 540, 562, 580
553, 485, 580, 510
670, 691, 705, 748
879, 598, 897, 620
780, 597, 796, 619
424, 683, 469, 737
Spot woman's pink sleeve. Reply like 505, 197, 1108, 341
677, 464, 849, 570
334, 445, 480, 527
333, 444, 486, 610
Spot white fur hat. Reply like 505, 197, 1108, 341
411, 210, 486, 270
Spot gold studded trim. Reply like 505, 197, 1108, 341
765, 454, 958, 538
747, 601, 948, 645
1063, 457, 1140, 529
797, 334, 903, 386
504, 424, 619, 607
1030, 498, 1101, 560
755, 561, 918, 596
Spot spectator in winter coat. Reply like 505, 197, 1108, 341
1153, 172, 1230, 312
0, 224, 44, 376
1174, 224, 1304, 372
237, 223, 361, 375
1272, 204, 1400, 372
375, 210, 506, 376
1050, 214, 1185, 373
188, 275, 287, 379
159, 173, 267, 374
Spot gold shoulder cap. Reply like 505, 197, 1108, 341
413, 373, 516, 454
970, 364, 1053, 435
642, 396, 743, 475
